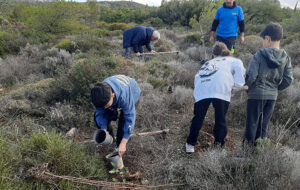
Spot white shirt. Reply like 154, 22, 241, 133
194, 56, 246, 102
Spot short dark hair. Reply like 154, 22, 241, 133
260, 23, 283, 41
91, 82, 112, 108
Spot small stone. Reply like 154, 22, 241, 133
66, 128, 78, 137
141, 179, 149, 185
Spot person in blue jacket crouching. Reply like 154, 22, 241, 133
123, 26, 160, 58
91, 75, 141, 157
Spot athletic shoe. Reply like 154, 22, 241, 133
186, 143, 195, 153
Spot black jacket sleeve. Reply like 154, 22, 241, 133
238, 20, 245, 33
211, 19, 219, 32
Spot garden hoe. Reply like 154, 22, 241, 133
140, 51, 179, 56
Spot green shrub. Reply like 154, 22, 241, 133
147, 77, 167, 89
283, 33, 300, 45
21, 29, 55, 44
90, 28, 111, 38
102, 56, 121, 69
68, 59, 100, 105
0, 78, 55, 117
0, 31, 27, 57
111, 29, 123, 37
146, 17, 164, 28
108, 22, 134, 31
146, 61, 171, 79
0, 131, 21, 189
153, 39, 172, 52
74, 34, 112, 53
96, 21, 109, 29
184, 33, 202, 45
55, 39, 77, 53
0, 126, 107, 189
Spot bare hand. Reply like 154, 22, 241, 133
210, 35, 215, 44
244, 85, 249, 90
135, 52, 141, 57
118, 139, 128, 157
240, 35, 245, 43
150, 50, 157, 54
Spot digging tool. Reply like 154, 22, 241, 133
131, 129, 169, 137
81, 129, 170, 144
140, 51, 179, 56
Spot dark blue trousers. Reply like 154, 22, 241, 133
216, 36, 237, 51
244, 99, 276, 143
124, 46, 143, 58
187, 98, 230, 146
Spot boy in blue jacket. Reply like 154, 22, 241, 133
91, 75, 141, 156
123, 26, 160, 58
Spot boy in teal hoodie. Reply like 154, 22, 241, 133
244, 23, 293, 144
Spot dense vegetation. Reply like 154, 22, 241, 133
0, 0, 299, 189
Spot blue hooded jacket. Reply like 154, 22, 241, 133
94, 75, 141, 139
123, 26, 154, 53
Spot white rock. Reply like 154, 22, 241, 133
66, 128, 78, 137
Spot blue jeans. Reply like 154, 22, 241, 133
124, 47, 131, 59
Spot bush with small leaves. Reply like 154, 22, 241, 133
184, 45, 210, 61
0, 44, 73, 87
0, 124, 107, 189
153, 39, 172, 52
169, 85, 193, 109
108, 23, 134, 31
284, 41, 300, 67
239, 35, 263, 55
73, 34, 113, 54
159, 29, 181, 43
0, 31, 27, 57
184, 33, 203, 45
145, 17, 164, 28
55, 39, 78, 53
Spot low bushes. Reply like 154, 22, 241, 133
184, 33, 203, 45
0, 125, 107, 189
48, 55, 122, 105
0, 31, 27, 57
0, 44, 73, 87
108, 23, 134, 31
153, 39, 172, 52
73, 34, 113, 54
55, 39, 77, 53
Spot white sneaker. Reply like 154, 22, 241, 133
186, 143, 195, 153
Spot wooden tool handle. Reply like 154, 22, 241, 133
140, 51, 179, 55
131, 129, 170, 137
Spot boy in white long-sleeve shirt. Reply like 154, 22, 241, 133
186, 42, 246, 153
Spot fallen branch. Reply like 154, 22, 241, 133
28, 163, 184, 189
140, 51, 179, 56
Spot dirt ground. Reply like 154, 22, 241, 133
71, 120, 239, 185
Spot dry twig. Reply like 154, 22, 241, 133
28, 163, 184, 189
